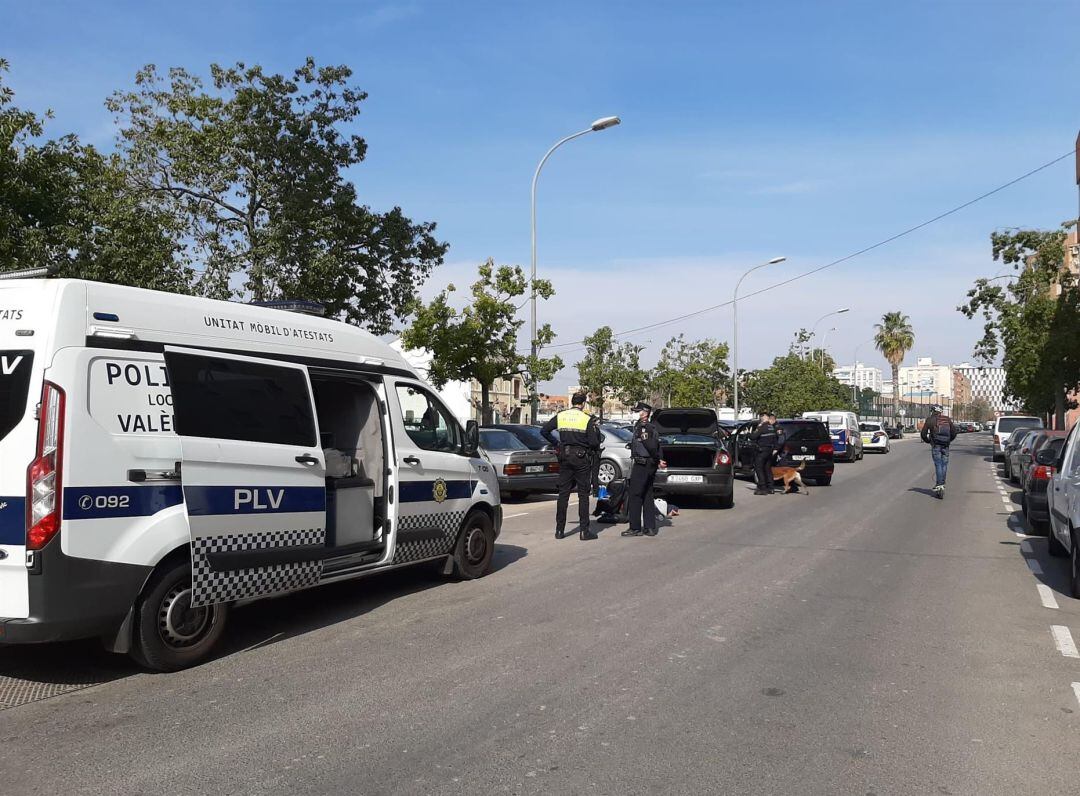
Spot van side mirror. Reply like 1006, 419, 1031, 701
1035, 448, 1057, 466
463, 420, 479, 456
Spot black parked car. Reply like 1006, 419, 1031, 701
1023, 435, 1068, 534
884, 424, 903, 440
1002, 427, 1038, 480
651, 407, 735, 508
735, 419, 835, 486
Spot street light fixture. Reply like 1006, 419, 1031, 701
820, 327, 838, 369
807, 308, 850, 360
529, 116, 622, 421
732, 255, 787, 415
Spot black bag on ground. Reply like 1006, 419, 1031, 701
594, 478, 629, 522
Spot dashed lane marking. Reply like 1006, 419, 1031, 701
1072, 683, 1080, 708
1051, 625, 1080, 658
1021, 539, 1034, 554
1038, 584, 1060, 610
1027, 559, 1045, 575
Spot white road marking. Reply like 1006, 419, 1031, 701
1021, 539, 1034, 553
1027, 558, 1044, 575
503, 512, 530, 519
1072, 683, 1080, 707
1051, 625, 1080, 658
1037, 584, 1060, 609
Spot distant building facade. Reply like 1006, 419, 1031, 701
952, 363, 1017, 413
833, 362, 883, 393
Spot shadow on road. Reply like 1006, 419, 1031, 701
907, 487, 940, 499
0, 543, 530, 690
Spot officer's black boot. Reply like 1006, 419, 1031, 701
580, 524, 598, 541
555, 528, 565, 539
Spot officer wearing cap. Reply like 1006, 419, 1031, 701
623, 401, 664, 537
542, 392, 602, 540
749, 410, 780, 495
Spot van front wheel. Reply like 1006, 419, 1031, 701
453, 512, 495, 580
132, 559, 228, 672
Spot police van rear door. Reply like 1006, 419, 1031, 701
163, 347, 327, 608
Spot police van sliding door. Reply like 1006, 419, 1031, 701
163, 347, 327, 608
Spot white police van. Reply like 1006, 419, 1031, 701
0, 278, 501, 670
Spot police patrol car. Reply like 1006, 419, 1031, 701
0, 278, 501, 670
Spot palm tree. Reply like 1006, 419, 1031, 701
874, 311, 915, 423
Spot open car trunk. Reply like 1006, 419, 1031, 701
652, 408, 721, 469
662, 445, 716, 469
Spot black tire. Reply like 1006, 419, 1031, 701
717, 488, 734, 509
815, 476, 832, 486
597, 458, 621, 485
1021, 495, 1028, 517
1049, 522, 1068, 557
453, 511, 495, 580
1071, 530, 1080, 600
132, 559, 228, 672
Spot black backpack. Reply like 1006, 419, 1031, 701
931, 414, 953, 445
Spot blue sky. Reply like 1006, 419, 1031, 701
3, 0, 1079, 388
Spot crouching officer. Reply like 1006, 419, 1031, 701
749, 410, 779, 495
542, 392, 601, 540
623, 402, 664, 537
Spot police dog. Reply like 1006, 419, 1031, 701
770, 461, 809, 495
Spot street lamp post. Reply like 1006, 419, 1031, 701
732, 256, 787, 415
807, 308, 850, 360
819, 326, 838, 369
529, 116, 621, 423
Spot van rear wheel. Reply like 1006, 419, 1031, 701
132, 559, 228, 672
453, 512, 495, 580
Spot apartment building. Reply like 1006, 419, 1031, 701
833, 362, 883, 392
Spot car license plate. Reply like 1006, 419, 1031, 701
525, 465, 545, 473
792, 454, 814, 461
667, 474, 704, 483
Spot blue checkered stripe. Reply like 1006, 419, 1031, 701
190, 528, 325, 608
391, 511, 465, 564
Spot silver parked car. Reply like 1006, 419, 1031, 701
488, 422, 633, 487
478, 428, 560, 499
597, 424, 634, 486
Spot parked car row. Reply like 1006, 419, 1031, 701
1040, 422, 1080, 597
483, 405, 907, 506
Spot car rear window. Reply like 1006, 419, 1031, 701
479, 429, 528, 450
0, 350, 34, 443
997, 417, 1042, 434
779, 421, 828, 442
604, 426, 633, 442
860, 423, 882, 432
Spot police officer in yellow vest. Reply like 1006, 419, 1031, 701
541, 392, 602, 540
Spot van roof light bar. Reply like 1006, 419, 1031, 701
0, 265, 58, 281
248, 299, 327, 317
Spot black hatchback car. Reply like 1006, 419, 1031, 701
735, 419, 835, 486
651, 407, 735, 508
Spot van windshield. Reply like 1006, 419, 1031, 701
0, 350, 33, 443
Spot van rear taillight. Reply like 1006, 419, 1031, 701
26, 381, 65, 551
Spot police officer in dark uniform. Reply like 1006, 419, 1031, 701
749, 410, 779, 495
542, 392, 601, 540
623, 401, 664, 537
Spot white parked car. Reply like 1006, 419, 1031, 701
1046, 423, 1080, 596
859, 422, 890, 453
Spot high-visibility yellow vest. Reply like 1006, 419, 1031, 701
557, 407, 592, 431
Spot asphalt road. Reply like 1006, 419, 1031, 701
2, 434, 1079, 795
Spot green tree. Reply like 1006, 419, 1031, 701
874, 311, 915, 423
959, 226, 1079, 426
107, 58, 446, 334
0, 60, 190, 289
575, 326, 647, 417
741, 353, 854, 418
649, 335, 731, 408
401, 259, 562, 424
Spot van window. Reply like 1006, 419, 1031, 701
168, 354, 317, 447
0, 350, 33, 443
396, 384, 461, 452
828, 414, 845, 427
997, 417, 1042, 435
